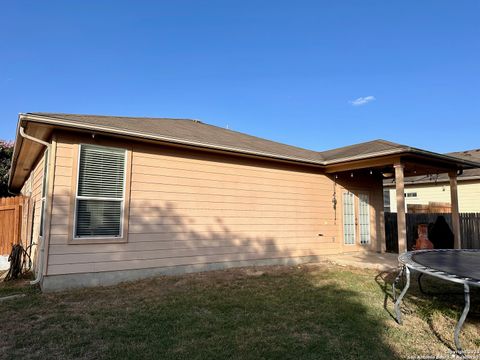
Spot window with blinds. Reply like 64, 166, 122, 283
74, 144, 126, 238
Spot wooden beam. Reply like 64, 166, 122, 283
394, 162, 407, 253
449, 171, 461, 249
324, 156, 398, 173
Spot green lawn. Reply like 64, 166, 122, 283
0, 263, 478, 359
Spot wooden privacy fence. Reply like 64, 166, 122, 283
0, 196, 23, 256
385, 212, 480, 252
460, 213, 480, 249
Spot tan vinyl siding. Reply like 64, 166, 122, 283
48, 142, 75, 241
45, 131, 384, 278
46, 132, 352, 276
19, 152, 46, 271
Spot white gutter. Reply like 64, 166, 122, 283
19, 126, 50, 147
18, 126, 50, 286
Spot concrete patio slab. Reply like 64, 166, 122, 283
320, 252, 400, 271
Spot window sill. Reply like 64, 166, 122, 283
68, 236, 128, 245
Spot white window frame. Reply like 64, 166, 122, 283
358, 193, 371, 245
343, 191, 356, 245
73, 144, 127, 240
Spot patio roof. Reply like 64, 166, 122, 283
384, 148, 480, 186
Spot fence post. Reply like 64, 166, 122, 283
449, 172, 462, 249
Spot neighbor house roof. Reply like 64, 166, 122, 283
448, 149, 480, 179
9, 112, 480, 191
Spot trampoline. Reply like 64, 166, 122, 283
393, 249, 480, 353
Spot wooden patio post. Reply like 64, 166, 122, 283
449, 171, 461, 249
394, 162, 407, 253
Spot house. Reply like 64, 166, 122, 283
8, 113, 480, 291
384, 149, 480, 213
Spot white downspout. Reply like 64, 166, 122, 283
18, 126, 50, 285
19, 126, 50, 148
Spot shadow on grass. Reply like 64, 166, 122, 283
374, 269, 400, 322
1, 144, 402, 358
0, 265, 400, 360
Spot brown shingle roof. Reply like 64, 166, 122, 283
11, 112, 480, 193
319, 139, 410, 163
28, 112, 325, 164
21, 113, 480, 169
446, 149, 480, 179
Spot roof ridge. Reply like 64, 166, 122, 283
318, 138, 407, 154
373, 138, 409, 148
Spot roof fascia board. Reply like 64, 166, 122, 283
323, 150, 406, 166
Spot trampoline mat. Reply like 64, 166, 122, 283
412, 251, 480, 282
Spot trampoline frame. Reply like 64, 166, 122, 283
393, 249, 480, 353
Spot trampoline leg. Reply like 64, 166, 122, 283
394, 266, 410, 325
454, 284, 470, 354
392, 266, 404, 301
417, 273, 425, 294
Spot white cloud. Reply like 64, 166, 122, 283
350, 95, 376, 106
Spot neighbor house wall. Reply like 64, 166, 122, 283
42, 131, 384, 290
387, 180, 480, 213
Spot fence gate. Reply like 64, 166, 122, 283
0, 196, 23, 256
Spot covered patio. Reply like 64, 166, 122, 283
323, 144, 480, 253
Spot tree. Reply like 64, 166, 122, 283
0, 140, 14, 197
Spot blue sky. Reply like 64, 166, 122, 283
1, 1, 479, 153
